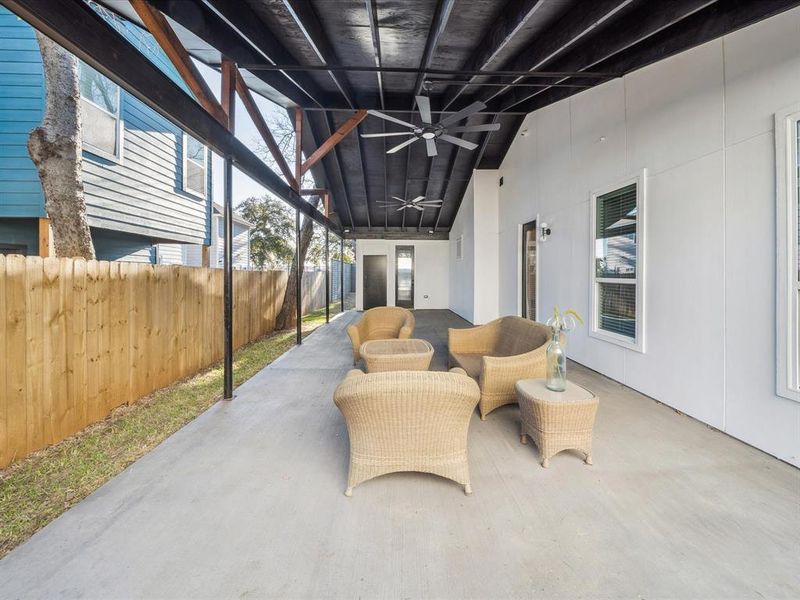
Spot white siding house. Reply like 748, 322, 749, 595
158, 203, 252, 269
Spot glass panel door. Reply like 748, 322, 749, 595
521, 221, 537, 320
395, 245, 414, 309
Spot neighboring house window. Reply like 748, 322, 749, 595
590, 172, 646, 352
775, 107, 800, 401
455, 235, 463, 260
79, 62, 122, 160
183, 133, 207, 198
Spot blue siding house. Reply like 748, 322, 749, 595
0, 6, 211, 261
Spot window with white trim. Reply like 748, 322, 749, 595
79, 62, 122, 160
590, 172, 646, 352
183, 133, 207, 198
775, 107, 800, 401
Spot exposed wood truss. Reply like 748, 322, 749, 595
301, 110, 367, 176
128, 0, 227, 126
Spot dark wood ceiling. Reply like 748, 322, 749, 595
128, 0, 800, 236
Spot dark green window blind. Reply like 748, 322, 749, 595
595, 182, 638, 340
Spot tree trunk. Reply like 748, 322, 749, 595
28, 33, 95, 259
275, 197, 320, 330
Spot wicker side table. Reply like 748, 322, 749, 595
515, 378, 598, 468
360, 338, 434, 372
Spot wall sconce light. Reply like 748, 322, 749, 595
540, 222, 551, 241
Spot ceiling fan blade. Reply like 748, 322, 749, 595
447, 123, 501, 133
396, 206, 408, 212
438, 101, 487, 128
425, 137, 438, 157
416, 95, 432, 124
387, 137, 418, 154
417, 200, 443, 205
440, 134, 478, 151
411, 196, 425, 203
391, 196, 407, 202
367, 109, 417, 129
412, 205, 424, 211
360, 132, 416, 138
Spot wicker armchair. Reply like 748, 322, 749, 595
448, 316, 553, 420
333, 368, 481, 496
347, 306, 415, 365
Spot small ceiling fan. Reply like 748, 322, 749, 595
376, 196, 444, 212
361, 95, 501, 157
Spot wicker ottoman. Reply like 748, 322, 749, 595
515, 378, 598, 468
360, 338, 434, 372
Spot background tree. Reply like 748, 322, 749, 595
244, 109, 330, 330
28, 33, 95, 258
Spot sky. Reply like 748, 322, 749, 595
194, 61, 291, 210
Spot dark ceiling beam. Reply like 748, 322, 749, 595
2, 0, 338, 231
347, 229, 449, 241
495, 0, 718, 112
238, 63, 617, 78
197, 0, 343, 108
508, 0, 799, 115
416, 0, 456, 232
364, 0, 385, 109
412, 0, 456, 98
465, 0, 635, 109
281, 0, 357, 108
146, 0, 328, 108
441, 0, 546, 110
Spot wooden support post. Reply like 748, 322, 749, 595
294, 107, 303, 345
128, 0, 227, 126
201, 245, 210, 267
220, 57, 236, 131
37, 217, 50, 257
300, 109, 367, 176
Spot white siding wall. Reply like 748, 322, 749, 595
355, 239, 449, 310
453, 8, 800, 465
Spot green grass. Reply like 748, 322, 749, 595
0, 306, 337, 558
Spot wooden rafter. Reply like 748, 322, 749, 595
220, 57, 236, 131
234, 70, 297, 188
300, 109, 367, 176
128, 0, 227, 126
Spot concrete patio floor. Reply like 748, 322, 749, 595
1, 310, 798, 599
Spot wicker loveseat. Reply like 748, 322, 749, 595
347, 306, 415, 365
333, 368, 481, 496
448, 316, 552, 420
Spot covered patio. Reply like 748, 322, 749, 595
0, 311, 796, 598
1, 0, 800, 597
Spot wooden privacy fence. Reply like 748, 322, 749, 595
0, 255, 304, 468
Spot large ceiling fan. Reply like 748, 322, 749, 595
376, 196, 444, 212
361, 95, 501, 157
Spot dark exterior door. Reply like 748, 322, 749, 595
363, 255, 387, 309
521, 220, 537, 320
395, 245, 414, 309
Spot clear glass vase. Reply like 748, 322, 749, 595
545, 329, 567, 392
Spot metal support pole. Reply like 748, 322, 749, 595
295, 208, 302, 345
223, 155, 233, 400
325, 226, 330, 323
340, 237, 345, 313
